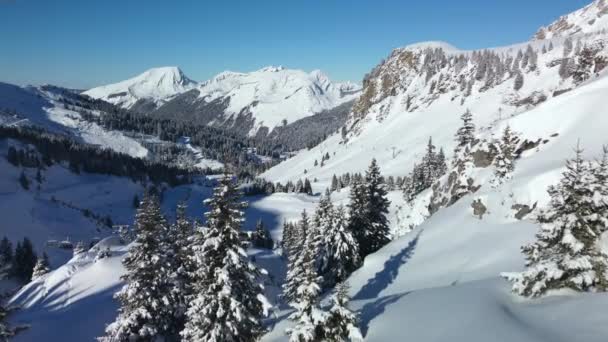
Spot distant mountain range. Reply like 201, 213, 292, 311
84, 65, 361, 136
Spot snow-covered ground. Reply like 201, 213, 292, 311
5, 2, 608, 341
195, 66, 361, 134
0, 82, 148, 158
83, 66, 196, 109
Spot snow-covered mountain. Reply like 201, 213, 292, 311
151, 66, 361, 135
84, 65, 361, 136
199, 66, 359, 130
0, 83, 148, 158
83, 66, 197, 111
534, 0, 608, 40
6, 1, 608, 341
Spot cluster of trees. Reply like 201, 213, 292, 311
67, 94, 282, 174
281, 159, 390, 341
0, 236, 49, 282
402, 137, 448, 202
503, 145, 608, 297
243, 177, 313, 196
101, 178, 269, 341
1, 126, 194, 186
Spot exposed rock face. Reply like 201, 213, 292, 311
511, 203, 538, 220
471, 199, 487, 219
534, 0, 608, 40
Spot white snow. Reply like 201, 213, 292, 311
195, 66, 361, 134
83, 66, 196, 109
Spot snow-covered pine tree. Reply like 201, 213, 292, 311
166, 202, 194, 335
100, 194, 176, 341
283, 210, 311, 303
181, 176, 265, 342
285, 221, 324, 342
304, 178, 313, 195
322, 205, 360, 287
348, 179, 370, 256
0, 305, 12, 341
362, 159, 391, 258
455, 109, 476, 153
317, 282, 363, 342
31, 253, 50, 279
591, 146, 608, 229
0, 237, 12, 272
502, 146, 608, 297
421, 137, 437, 188
493, 125, 519, 183
314, 189, 334, 276
331, 175, 339, 191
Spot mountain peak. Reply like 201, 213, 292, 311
534, 0, 608, 40
83, 66, 196, 109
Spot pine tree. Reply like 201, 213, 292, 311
286, 221, 324, 342
503, 146, 608, 297
32, 253, 50, 279
181, 176, 265, 342
0, 304, 12, 341
317, 282, 363, 342
19, 170, 29, 190
455, 109, 476, 152
362, 159, 391, 258
323, 206, 360, 287
0, 237, 13, 271
347, 181, 369, 262
13, 238, 36, 281
493, 125, 519, 182
283, 210, 311, 303
304, 178, 313, 195
331, 175, 339, 191
513, 72, 524, 91
314, 189, 334, 276
101, 194, 176, 341
166, 202, 194, 335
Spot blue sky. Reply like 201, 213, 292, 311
0, 0, 592, 88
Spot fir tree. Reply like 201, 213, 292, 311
0, 237, 12, 271
166, 202, 194, 335
286, 221, 324, 342
13, 238, 36, 282
0, 305, 12, 341
32, 253, 50, 279
348, 180, 370, 258
19, 170, 29, 190
455, 109, 476, 152
317, 282, 363, 342
493, 125, 519, 183
181, 176, 265, 342
362, 159, 392, 257
323, 206, 360, 287
100, 194, 176, 341
283, 210, 311, 303
503, 146, 608, 297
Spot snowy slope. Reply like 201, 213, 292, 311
262, 30, 608, 198
262, 56, 608, 342
192, 66, 361, 134
0, 83, 148, 158
83, 67, 196, 110
6, 191, 317, 342
534, 0, 608, 40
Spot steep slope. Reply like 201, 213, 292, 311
150, 66, 361, 136
534, 0, 608, 40
83, 67, 196, 111
0, 83, 148, 158
262, 48, 608, 342
263, 29, 608, 196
